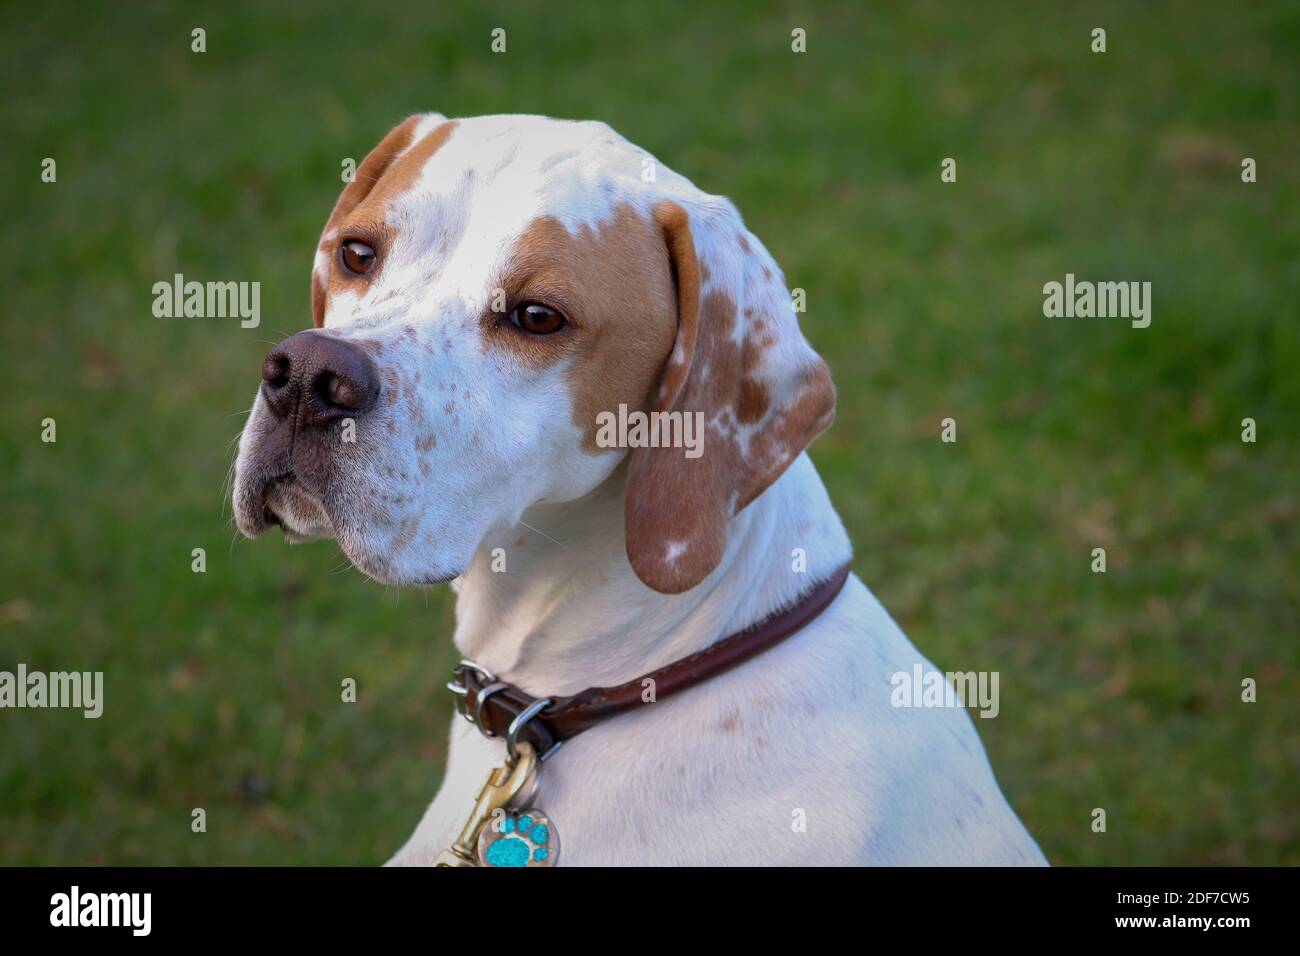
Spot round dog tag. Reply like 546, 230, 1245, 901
477, 809, 559, 867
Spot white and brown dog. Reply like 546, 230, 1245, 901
233, 113, 1047, 866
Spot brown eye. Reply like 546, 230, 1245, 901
509, 302, 567, 335
340, 240, 376, 275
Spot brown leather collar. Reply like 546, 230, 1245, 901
449, 562, 852, 758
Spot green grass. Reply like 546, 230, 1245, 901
2, 0, 1297, 865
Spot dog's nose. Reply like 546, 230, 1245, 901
260, 331, 381, 426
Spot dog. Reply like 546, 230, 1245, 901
232, 113, 1047, 866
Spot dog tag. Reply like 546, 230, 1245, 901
477, 808, 559, 867
435, 741, 541, 867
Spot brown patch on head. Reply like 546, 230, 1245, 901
623, 201, 836, 594
311, 117, 457, 327
494, 205, 678, 448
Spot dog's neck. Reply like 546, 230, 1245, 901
451, 454, 851, 696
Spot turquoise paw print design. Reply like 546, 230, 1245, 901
476, 810, 559, 867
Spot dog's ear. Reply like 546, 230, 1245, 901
311, 112, 448, 327
624, 200, 836, 594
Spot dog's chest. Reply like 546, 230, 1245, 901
428, 658, 872, 866
405, 583, 1048, 867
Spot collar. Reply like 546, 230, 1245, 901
447, 562, 852, 760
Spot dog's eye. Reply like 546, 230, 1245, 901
510, 302, 567, 335
340, 240, 377, 275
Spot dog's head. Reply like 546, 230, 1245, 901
233, 114, 834, 593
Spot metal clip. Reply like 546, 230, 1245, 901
506, 697, 563, 764
447, 659, 496, 725
434, 740, 540, 867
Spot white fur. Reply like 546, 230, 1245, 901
389, 455, 1046, 865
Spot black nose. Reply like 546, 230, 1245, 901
260, 331, 381, 426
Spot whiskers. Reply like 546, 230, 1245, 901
517, 519, 577, 555
219, 416, 251, 520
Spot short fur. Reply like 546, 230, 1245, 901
233, 114, 1047, 865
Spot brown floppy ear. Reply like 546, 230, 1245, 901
310, 112, 448, 327
624, 200, 836, 594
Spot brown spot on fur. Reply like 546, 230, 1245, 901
623, 201, 836, 594
311, 273, 328, 327
312, 118, 457, 327
737, 377, 769, 423
391, 515, 420, 555
494, 205, 678, 451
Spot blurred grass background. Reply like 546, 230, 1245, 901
2, 0, 1297, 865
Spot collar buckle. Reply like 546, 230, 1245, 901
447, 659, 562, 760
